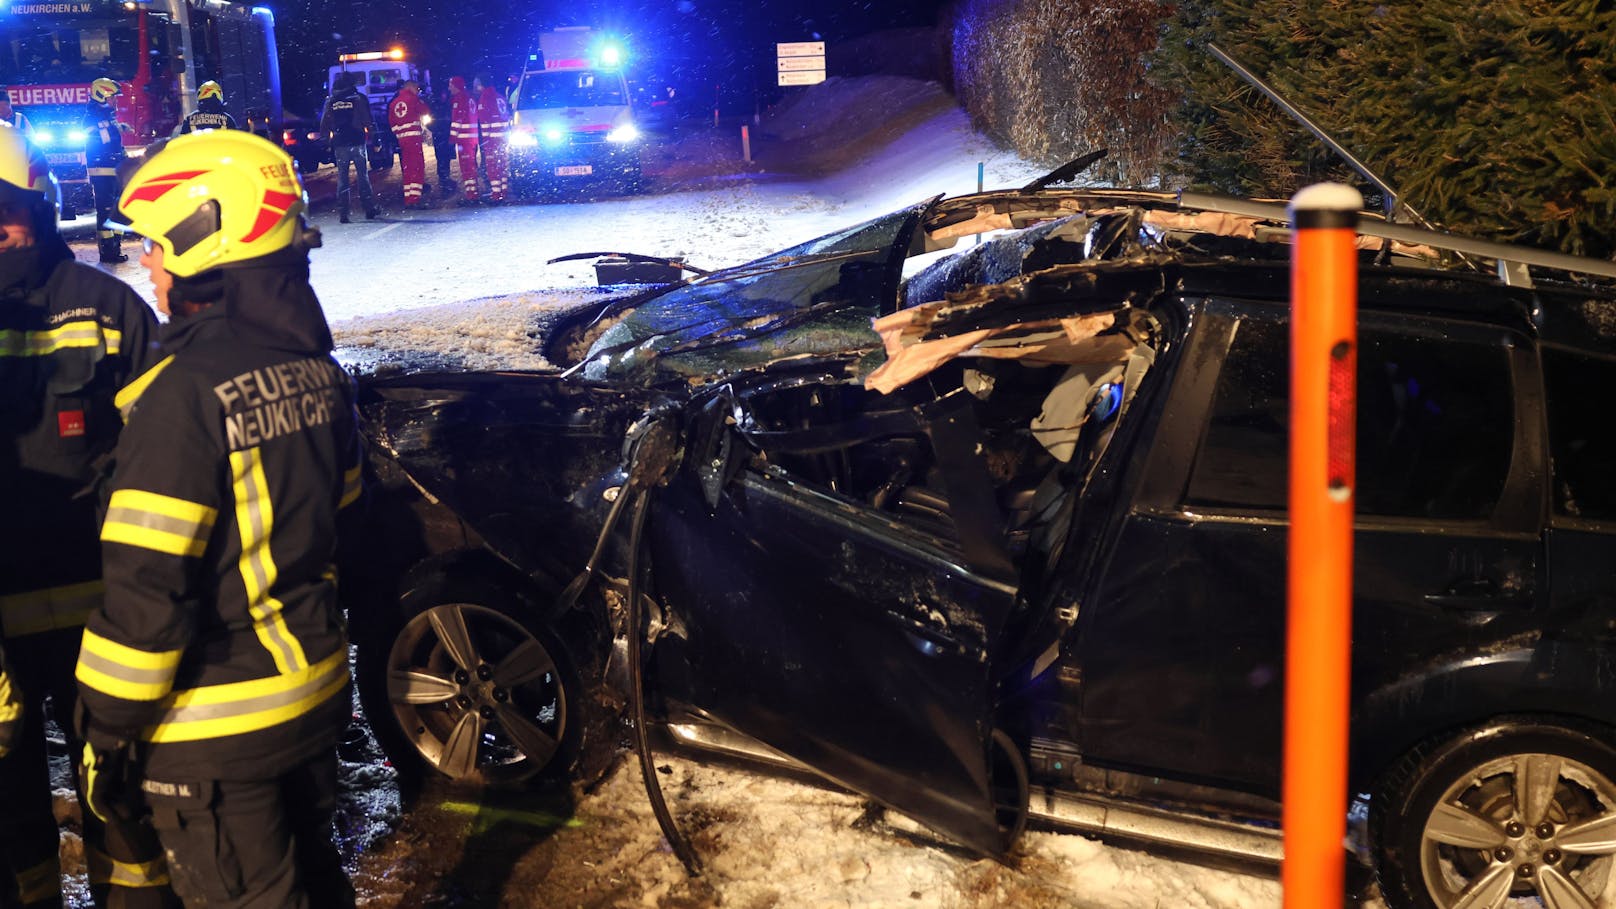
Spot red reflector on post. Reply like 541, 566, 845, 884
1327, 339, 1355, 496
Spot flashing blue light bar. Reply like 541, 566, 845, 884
599, 44, 623, 67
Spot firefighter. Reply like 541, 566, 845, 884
387, 79, 429, 208
172, 81, 236, 135
78, 130, 359, 909
0, 125, 171, 909
447, 75, 479, 205
473, 73, 510, 203
84, 77, 129, 264
319, 72, 379, 223
0, 87, 34, 138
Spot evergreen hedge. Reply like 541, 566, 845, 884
946, 0, 1616, 257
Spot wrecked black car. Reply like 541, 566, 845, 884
345, 178, 1616, 909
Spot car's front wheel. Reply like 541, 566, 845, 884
1371, 718, 1616, 909
357, 576, 577, 788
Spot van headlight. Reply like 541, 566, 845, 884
606, 123, 640, 144
508, 132, 538, 149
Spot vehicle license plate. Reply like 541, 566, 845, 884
556, 165, 592, 176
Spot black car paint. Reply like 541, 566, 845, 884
352, 191, 1616, 862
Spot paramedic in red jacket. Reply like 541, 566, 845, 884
473, 74, 510, 203
388, 79, 430, 208
447, 76, 480, 204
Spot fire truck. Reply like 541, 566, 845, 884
0, 0, 282, 219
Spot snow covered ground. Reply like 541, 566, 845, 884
58, 76, 1357, 907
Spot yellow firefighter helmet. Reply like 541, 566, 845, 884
197, 80, 223, 102
90, 77, 121, 104
0, 125, 58, 214
118, 131, 309, 277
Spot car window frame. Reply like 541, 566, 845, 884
1134, 296, 1542, 536
1540, 341, 1616, 534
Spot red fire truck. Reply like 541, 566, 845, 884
0, 0, 282, 218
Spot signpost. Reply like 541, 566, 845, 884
776, 41, 825, 87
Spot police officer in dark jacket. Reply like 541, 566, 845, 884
0, 125, 172, 909
317, 73, 378, 223
83, 77, 129, 263
173, 81, 236, 135
78, 129, 358, 909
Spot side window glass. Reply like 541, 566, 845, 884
1185, 317, 1514, 520
1543, 350, 1616, 521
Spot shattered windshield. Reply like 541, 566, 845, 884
579, 201, 928, 387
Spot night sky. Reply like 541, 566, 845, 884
272, 0, 951, 113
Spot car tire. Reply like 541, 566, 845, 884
356, 572, 579, 790
1370, 717, 1616, 909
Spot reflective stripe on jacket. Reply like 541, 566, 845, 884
475, 88, 509, 141
389, 91, 429, 139
0, 236, 160, 628
449, 90, 477, 141
77, 268, 361, 779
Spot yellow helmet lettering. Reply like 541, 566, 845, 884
118, 132, 308, 278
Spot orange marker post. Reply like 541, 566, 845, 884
1284, 183, 1362, 909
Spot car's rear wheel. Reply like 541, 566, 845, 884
1371, 718, 1616, 909
358, 576, 577, 788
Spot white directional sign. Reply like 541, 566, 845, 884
777, 41, 826, 87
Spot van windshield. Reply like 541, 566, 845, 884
518, 70, 625, 109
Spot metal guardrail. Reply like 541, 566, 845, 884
1178, 191, 1616, 284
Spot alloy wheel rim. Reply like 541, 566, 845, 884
386, 602, 567, 783
1419, 752, 1616, 909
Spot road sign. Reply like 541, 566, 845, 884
776, 41, 825, 57
776, 41, 825, 87
778, 69, 826, 86
777, 56, 825, 72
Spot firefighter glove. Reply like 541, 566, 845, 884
80, 741, 139, 824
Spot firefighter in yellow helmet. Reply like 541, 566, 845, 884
0, 125, 171, 908
173, 80, 236, 135
76, 130, 359, 909
84, 77, 130, 263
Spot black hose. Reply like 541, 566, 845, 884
624, 490, 703, 876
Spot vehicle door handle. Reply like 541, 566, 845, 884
1422, 580, 1532, 612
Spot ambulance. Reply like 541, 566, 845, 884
506, 27, 643, 195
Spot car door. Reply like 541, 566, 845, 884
1072, 301, 1543, 794
644, 379, 1023, 856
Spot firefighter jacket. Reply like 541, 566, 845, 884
449, 86, 477, 143
388, 89, 429, 141
0, 640, 18, 757
175, 97, 237, 135
319, 87, 372, 149
0, 235, 160, 639
81, 100, 126, 172
76, 250, 361, 781
475, 86, 509, 143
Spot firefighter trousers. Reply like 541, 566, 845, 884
140, 751, 354, 909
0, 628, 173, 909
398, 136, 425, 206
454, 138, 480, 200
88, 172, 123, 263
480, 138, 507, 201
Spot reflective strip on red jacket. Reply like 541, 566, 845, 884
475, 88, 509, 141
389, 90, 429, 140
449, 91, 477, 141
